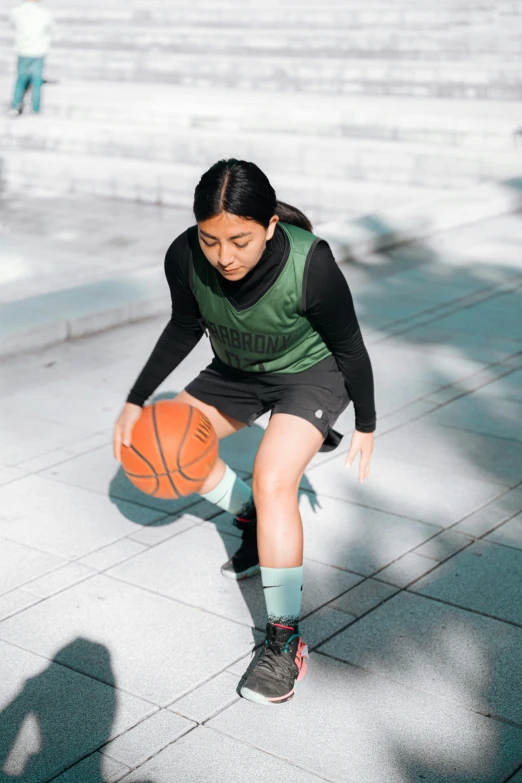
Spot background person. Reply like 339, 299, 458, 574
9, 0, 55, 116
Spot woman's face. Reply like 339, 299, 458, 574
197, 211, 279, 281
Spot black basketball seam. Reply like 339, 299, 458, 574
152, 402, 181, 498
175, 410, 217, 482
175, 403, 194, 479
179, 431, 219, 476
126, 444, 160, 495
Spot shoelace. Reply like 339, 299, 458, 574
256, 635, 297, 678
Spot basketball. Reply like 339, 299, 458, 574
121, 401, 218, 499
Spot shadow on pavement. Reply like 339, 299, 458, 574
0, 637, 150, 783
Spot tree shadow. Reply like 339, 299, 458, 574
300, 212, 522, 782
0, 637, 152, 783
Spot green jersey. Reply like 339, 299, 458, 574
189, 222, 332, 373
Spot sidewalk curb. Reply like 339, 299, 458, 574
1, 178, 521, 360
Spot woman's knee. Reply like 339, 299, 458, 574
252, 467, 300, 505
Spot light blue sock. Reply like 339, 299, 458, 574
200, 464, 253, 517
260, 566, 303, 627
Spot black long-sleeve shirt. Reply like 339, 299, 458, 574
127, 224, 376, 432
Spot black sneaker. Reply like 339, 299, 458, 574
220, 510, 260, 580
240, 622, 308, 705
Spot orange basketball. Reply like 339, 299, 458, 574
121, 401, 218, 499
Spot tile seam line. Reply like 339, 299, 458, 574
98, 719, 197, 773
371, 281, 522, 347
312, 649, 522, 734
313, 527, 522, 653
102, 569, 265, 634
276, 484, 455, 527
504, 762, 522, 783
404, 588, 522, 631
204, 725, 342, 783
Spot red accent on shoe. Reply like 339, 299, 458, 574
268, 688, 295, 702
274, 623, 294, 630
235, 516, 253, 524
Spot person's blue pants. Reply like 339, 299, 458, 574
12, 56, 45, 113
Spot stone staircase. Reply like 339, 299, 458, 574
1, 0, 521, 224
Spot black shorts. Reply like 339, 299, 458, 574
185, 355, 350, 453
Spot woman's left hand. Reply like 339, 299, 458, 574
345, 430, 374, 484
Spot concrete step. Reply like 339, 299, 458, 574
2, 116, 520, 190
2, 50, 521, 99
2, 81, 517, 153
0, 149, 452, 224
2, 26, 521, 59
2, 7, 515, 29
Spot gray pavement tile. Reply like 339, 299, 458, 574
0, 537, 65, 596
374, 552, 440, 587
0, 379, 125, 435
376, 420, 522, 486
473, 367, 522, 403
0, 638, 154, 783
0, 589, 38, 622
412, 540, 522, 625
225, 651, 257, 678
0, 408, 93, 466
169, 672, 240, 723
0, 463, 28, 485
108, 523, 361, 629
127, 511, 203, 546
318, 591, 522, 726
428, 395, 522, 442
424, 291, 522, 341
399, 324, 522, 364
0, 574, 258, 705
299, 494, 441, 574
368, 341, 490, 387
52, 753, 130, 783
208, 652, 522, 783
307, 453, 505, 527
485, 512, 522, 550
0, 474, 167, 559
330, 578, 400, 617
299, 605, 357, 649
414, 529, 473, 562
61, 429, 112, 457
23, 562, 96, 598
100, 709, 195, 768
78, 539, 148, 572
16, 448, 76, 472
454, 486, 522, 537
39, 445, 203, 517
120, 725, 324, 783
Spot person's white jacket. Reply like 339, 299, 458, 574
10, 1, 55, 58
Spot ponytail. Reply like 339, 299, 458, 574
193, 159, 313, 233
275, 200, 313, 232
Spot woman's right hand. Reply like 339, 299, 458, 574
113, 402, 143, 462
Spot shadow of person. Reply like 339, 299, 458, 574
0, 638, 117, 783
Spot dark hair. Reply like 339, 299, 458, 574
193, 158, 313, 232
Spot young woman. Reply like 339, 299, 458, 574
113, 159, 376, 706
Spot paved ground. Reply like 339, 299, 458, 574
1, 204, 522, 782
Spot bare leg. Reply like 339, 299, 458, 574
252, 413, 323, 568
174, 390, 245, 494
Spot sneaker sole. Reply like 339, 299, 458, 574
220, 563, 260, 580
240, 686, 295, 705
